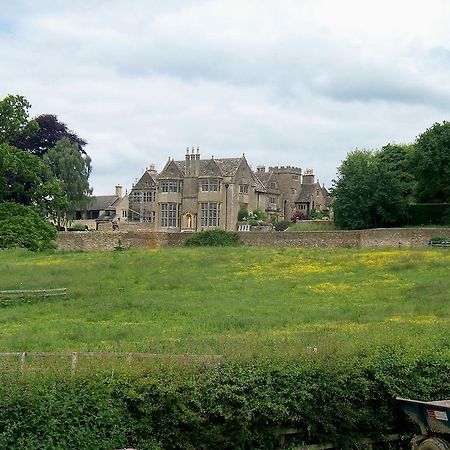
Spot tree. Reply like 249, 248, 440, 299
412, 121, 450, 203
376, 143, 416, 199
0, 143, 62, 213
0, 95, 37, 145
331, 150, 408, 229
12, 114, 87, 156
44, 138, 92, 228
0, 202, 57, 251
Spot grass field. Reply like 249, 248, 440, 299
0, 247, 449, 361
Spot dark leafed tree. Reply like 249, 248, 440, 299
13, 114, 87, 156
331, 149, 408, 230
412, 121, 450, 203
376, 143, 416, 200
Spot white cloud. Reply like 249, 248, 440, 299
0, 0, 449, 194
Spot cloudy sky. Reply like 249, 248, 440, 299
1, 0, 449, 195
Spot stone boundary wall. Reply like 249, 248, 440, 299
57, 228, 450, 251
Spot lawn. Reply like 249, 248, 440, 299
0, 247, 449, 361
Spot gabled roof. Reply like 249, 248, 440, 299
161, 156, 245, 178
296, 183, 320, 203
132, 170, 157, 190
296, 183, 332, 204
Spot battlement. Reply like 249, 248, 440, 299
268, 165, 302, 174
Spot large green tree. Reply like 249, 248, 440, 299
376, 143, 416, 200
0, 143, 62, 213
0, 95, 37, 145
44, 138, 92, 227
332, 150, 408, 229
412, 121, 450, 203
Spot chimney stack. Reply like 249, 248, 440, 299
115, 184, 123, 197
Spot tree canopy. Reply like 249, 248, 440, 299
44, 138, 92, 227
331, 150, 407, 230
412, 121, 450, 203
13, 113, 87, 156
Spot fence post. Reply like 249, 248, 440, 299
71, 352, 78, 373
19, 352, 26, 374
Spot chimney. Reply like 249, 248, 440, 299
115, 184, 123, 197
302, 169, 315, 185
148, 163, 157, 173
256, 165, 265, 173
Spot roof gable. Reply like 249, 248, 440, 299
159, 159, 184, 178
199, 159, 222, 177
133, 170, 157, 189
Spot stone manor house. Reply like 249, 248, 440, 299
123, 147, 332, 232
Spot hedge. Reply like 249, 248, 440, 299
407, 203, 450, 225
0, 349, 448, 449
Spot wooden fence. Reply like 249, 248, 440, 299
0, 288, 67, 298
0, 351, 221, 373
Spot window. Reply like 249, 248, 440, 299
300, 204, 306, 210
132, 191, 142, 203
161, 181, 179, 193
143, 191, 155, 202
269, 182, 276, 189
292, 175, 299, 181
122, 210, 127, 218
161, 203, 179, 227
201, 202, 220, 227
269, 197, 276, 204
291, 188, 296, 195
201, 179, 220, 191
239, 184, 249, 194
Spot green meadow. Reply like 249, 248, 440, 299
1, 247, 449, 361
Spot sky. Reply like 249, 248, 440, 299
1, 0, 449, 195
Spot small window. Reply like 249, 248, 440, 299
239, 184, 249, 194
269, 182, 276, 189
291, 188, 296, 195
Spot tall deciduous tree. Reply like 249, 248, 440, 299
44, 138, 92, 227
412, 121, 450, 203
0, 143, 62, 212
376, 143, 416, 199
331, 150, 407, 229
13, 114, 87, 156
0, 95, 37, 145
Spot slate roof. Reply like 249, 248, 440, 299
254, 171, 271, 186
133, 170, 157, 189
164, 157, 244, 177
296, 183, 332, 205
85, 195, 119, 211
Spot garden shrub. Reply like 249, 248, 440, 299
0, 202, 56, 251
184, 229, 241, 247
274, 220, 291, 231
0, 350, 448, 449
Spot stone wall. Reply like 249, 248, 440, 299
57, 227, 450, 251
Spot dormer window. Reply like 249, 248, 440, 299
201, 179, 220, 192
161, 181, 180, 193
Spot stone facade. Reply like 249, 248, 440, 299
128, 148, 332, 232
57, 227, 450, 251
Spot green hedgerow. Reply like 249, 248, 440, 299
184, 229, 241, 247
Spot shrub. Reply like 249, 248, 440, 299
274, 220, 291, 231
67, 223, 87, 231
0, 202, 56, 251
407, 203, 450, 225
237, 208, 248, 221
184, 229, 241, 247
290, 211, 306, 222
